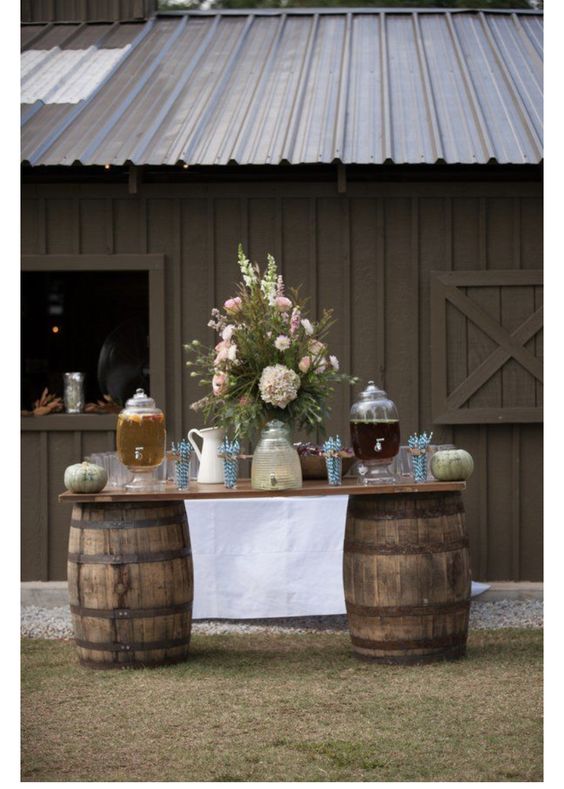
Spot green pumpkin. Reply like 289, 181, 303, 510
430, 449, 474, 481
64, 461, 107, 493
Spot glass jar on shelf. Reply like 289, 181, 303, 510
116, 388, 166, 491
350, 380, 400, 485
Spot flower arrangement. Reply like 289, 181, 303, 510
184, 245, 356, 438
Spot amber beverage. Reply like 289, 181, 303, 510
350, 419, 400, 461
117, 412, 166, 469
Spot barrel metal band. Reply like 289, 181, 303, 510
350, 632, 466, 651
70, 514, 185, 530
75, 636, 190, 653
344, 537, 469, 555
348, 501, 464, 521
70, 601, 193, 619
68, 546, 192, 565
346, 599, 470, 617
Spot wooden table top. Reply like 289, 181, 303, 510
59, 479, 465, 503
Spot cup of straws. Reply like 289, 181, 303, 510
407, 431, 433, 482
171, 438, 192, 490
218, 437, 240, 489
322, 435, 344, 486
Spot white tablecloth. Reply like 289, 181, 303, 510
185, 498, 488, 619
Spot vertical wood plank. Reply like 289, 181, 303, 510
274, 195, 283, 274
512, 424, 521, 580
38, 197, 47, 254
513, 197, 521, 269
240, 197, 249, 254
208, 197, 216, 315
39, 432, 49, 580
73, 430, 82, 461
384, 197, 415, 437
309, 197, 318, 318
411, 197, 420, 428
149, 268, 166, 412
478, 424, 488, 579
181, 197, 209, 432
376, 198, 386, 388
106, 198, 114, 254
170, 201, 183, 439
341, 197, 352, 417
72, 193, 80, 254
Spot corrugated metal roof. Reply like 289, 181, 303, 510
21, 9, 543, 167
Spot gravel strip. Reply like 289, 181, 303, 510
21, 600, 543, 640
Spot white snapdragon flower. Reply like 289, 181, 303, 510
222, 324, 235, 341
301, 318, 314, 336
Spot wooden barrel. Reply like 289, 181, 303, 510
344, 492, 471, 665
67, 501, 193, 669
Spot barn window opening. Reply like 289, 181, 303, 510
21, 271, 149, 411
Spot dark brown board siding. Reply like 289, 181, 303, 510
21, 176, 543, 581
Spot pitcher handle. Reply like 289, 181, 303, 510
187, 429, 203, 462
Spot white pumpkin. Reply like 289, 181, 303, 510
430, 449, 474, 482
64, 461, 107, 493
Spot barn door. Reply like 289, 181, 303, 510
430, 270, 543, 424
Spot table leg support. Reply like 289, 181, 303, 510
344, 491, 471, 665
67, 500, 193, 669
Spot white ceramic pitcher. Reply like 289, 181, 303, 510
187, 426, 225, 484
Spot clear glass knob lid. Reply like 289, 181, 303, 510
350, 380, 398, 421
122, 388, 161, 415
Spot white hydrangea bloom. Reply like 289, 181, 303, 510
259, 364, 301, 409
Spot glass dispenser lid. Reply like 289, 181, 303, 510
123, 388, 160, 413
350, 380, 398, 421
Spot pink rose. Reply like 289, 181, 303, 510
298, 356, 312, 373
274, 296, 292, 312
212, 372, 228, 396
224, 297, 242, 314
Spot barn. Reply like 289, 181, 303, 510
21, 1, 543, 583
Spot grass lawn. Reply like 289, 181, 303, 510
21, 629, 542, 782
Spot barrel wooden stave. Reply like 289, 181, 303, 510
344, 492, 471, 665
67, 501, 193, 669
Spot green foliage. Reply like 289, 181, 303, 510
184, 246, 356, 438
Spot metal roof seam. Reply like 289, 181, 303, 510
478, 12, 541, 159
131, 15, 221, 165
215, 17, 287, 166
444, 12, 495, 164
411, 12, 444, 164
332, 12, 352, 163
229, 14, 288, 166
510, 12, 542, 67
82, 17, 188, 164
279, 13, 320, 164
180, 15, 255, 165
379, 12, 393, 164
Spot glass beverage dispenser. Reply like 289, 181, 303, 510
116, 388, 166, 490
350, 380, 400, 484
